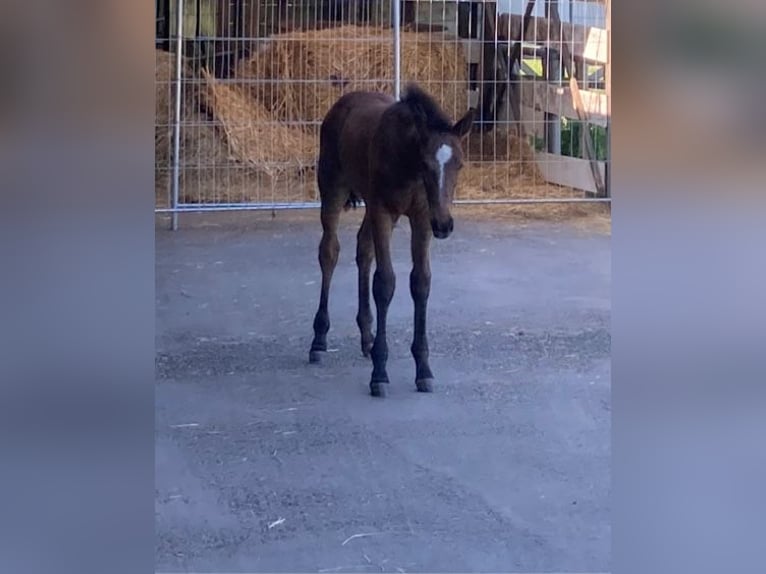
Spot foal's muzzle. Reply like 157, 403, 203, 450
431, 216, 454, 239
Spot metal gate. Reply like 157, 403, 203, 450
155, 0, 611, 229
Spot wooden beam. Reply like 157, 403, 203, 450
478, 2, 510, 131
543, 2, 561, 156
508, 0, 537, 67
507, 0, 536, 139
519, 81, 608, 126
535, 152, 607, 194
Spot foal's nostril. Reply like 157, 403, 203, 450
431, 217, 453, 239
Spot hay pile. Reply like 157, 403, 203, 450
155, 49, 243, 206
154, 27, 571, 209
155, 49, 186, 169
199, 69, 315, 176
163, 24, 473, 203
459, 129, 550, 201
466, 130, 539, 167
235, 25, 469, 124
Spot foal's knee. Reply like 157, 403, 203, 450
373, 268, 395, 304
356, 245, 372, 268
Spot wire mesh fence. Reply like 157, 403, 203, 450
155, 0, 611, 224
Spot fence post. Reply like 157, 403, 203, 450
170, 0, 185, 231
393, 0, 401, 100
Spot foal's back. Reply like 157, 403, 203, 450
318, 91, 395, 202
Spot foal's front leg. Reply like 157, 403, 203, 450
369, 212, 396, 397
410, 216, 435, 392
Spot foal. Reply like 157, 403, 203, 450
309, 84, 475, 397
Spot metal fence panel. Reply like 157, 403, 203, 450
155, 0, 611, 226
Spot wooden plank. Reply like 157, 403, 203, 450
535, 152, 606, 194
467, 90, 480, 109
582, 26, 608, 64
519, 81, 608, 126
461, 40, 482, 64
498, 13, 608, 64
520, 106, 546, 140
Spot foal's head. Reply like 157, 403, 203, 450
398, 85, 475, 239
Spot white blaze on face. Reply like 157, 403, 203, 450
435, 144, 453, 194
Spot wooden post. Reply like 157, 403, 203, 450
576, 59, 587, 159
509, 0, 537, 67
548, 1, 606, 197
402, 0, 415, 26
478, 2, 508, 132
508, 0, 536, 138
544, 1, 561, 156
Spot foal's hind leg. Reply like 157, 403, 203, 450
309, 198, 344, 364
355, 213, 375, 357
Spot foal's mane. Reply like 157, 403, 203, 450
399, 83, 453, 133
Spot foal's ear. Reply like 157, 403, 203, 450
452, 108, 476, 139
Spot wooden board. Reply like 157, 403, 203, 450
535, 152, 606, 194
467, 89, 480, 108
498, 13, 608, 65
461, 40, 483, 64
582, 25, 608, 64
519, 81, 608, 126
520, 106, 546, 140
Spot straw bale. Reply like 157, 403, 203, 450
235, 26, 469, 125
460, 162, 561, 201
156, 50, 243, 203
465, 129, 541, 179
155, 49, 197, 165
199, 69, 315, 177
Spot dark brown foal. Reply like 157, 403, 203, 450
309, 84, 475, 397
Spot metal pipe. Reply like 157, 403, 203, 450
393, 0, 401, 99
155, 196, 611, 214
170, 0, 184, 231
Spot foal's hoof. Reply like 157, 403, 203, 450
309, 349, 323, 364
370, 381, 387, 398
415, 378, 434, 393
361, 342, 373, 358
